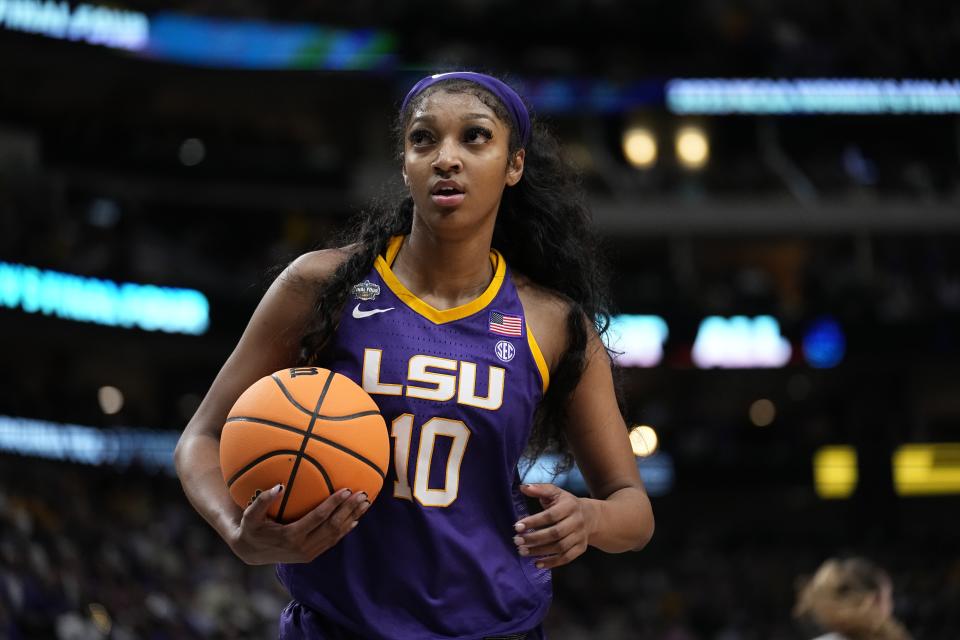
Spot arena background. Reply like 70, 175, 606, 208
2, 1, 959, 638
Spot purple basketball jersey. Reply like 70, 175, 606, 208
277, 236, 552, 639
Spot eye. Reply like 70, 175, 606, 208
464, 126, 493, 143
409, 129, 435, 146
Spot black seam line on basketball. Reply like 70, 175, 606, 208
311, 455, 335, 501
270, 374, 315, 417
226, 409, 380, 423
226, 449, 302, 488
226, 449, 333, 495
224, 416, 387, 479
278, 370, 334, 521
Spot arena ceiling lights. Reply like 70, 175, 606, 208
0, 261, 210, 335
515, 77, 960, 115
6, 4, 954, 112
666, 79, 960, 115
814, 444, 960, 498
0, 0, 396, 70
608, 314, 843, 370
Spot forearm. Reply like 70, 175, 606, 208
174, 431, 244, 546
582, 486, 654, 553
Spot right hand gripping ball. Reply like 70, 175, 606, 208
220, 367, 389, 523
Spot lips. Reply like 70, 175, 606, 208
430, 180, 466, 208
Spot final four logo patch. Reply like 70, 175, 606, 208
352, 280, 380, 301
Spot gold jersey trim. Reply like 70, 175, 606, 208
375, 235, 505, 325
526, 329, 550, 394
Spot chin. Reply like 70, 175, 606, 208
415, 203, 493, 232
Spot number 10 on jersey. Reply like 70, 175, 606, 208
390, 414, 471, 507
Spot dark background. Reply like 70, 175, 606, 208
1, 1, 959, 638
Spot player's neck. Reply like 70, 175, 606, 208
392, 224, 495, 310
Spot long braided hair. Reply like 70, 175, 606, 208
294, 77, 620, 471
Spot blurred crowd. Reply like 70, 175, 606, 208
0, 457, 287, 639
1, 456, 958, 640
547, 539, 960, 640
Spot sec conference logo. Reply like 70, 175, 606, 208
494, 340, 516, 362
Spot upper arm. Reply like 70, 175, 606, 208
565, 324, 643, 499
518, 279, 641, 500
179, 248, 349, 444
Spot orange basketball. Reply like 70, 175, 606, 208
220, 366, 389, 523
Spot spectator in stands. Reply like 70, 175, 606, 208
794, 556, 912, 640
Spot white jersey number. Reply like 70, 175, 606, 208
390, 414, 471, 507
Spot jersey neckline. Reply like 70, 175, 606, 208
373, 235, 506, 325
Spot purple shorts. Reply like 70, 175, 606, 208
278, 600, 546, 640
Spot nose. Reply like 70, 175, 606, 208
431, 137, 462, 174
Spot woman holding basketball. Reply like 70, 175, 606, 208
175, 71, 654, 639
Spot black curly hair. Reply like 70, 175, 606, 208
294, 76, 621, 472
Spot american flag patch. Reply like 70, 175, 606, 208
489, 311, 522, 337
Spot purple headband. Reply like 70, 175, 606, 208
400, 72, 532, 148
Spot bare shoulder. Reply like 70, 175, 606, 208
283, 244, 359, 285
513, 272, 571, 372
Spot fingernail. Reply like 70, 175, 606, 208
536, 562, 544, 569
360, 501, 371, 512
276, 484, 284, 493
351, 521, 358, 529
512, 536, 524, 546
514, 522, 525, 532
518, 547, 529, 557
358, 492, 368, 502
342, 489, 352, 496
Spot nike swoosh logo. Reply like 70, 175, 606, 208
352, 304, 395, 319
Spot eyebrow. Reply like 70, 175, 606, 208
410, 113, 496, 125
460, 113, 496, 123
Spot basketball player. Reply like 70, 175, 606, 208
175, 72, 655, 639
794, 556, 912, 640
